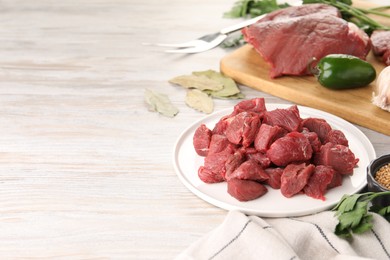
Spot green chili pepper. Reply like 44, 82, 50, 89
311, 54, 376, 89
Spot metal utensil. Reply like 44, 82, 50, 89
149, 14, 265, 54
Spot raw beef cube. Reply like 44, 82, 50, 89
226, 159, 269, 182
241, 146, 257, 154
203, 149, 235, 180
264, 167, 284, 189
301, 118, 332, 143
325, 129, 349, 146
301, 128, 322, 153
198, 166, 225, 183
263, 105, 302, 132
254, 124, 286, 153
212, 114, 234, 135
303, 165, 335, 200
223, 150, 246, 180
208, 134, 234, 155
281, 163, 315, 198
227, 179, 268, 201
245, 149, 271, 168
232, 97, 267, 116
266, 132, 313, 166
193, 124, 212, 156
313, 142, 359, 175
225, 112, 261, 147
327, 171, 343, 189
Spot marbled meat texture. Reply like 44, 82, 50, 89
242, 4, 370, 78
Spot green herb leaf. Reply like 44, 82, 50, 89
332, 191, 390, 239
352, 215, 373, 234
303, 0, 351, 5
333, 194, 363, 214
377, 205, 390, 217
378, 206, 390, 222
334, 200, 372, 238
301, 0, 390, 34
337, 201, 368, 228
221, 34, 245, 48
225, 0, 390, 36
224, 0, 289, 18
335, 223, 352, 238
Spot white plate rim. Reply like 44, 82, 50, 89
172, 103, 376, 217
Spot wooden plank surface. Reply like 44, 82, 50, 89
0, 0, 389, 259
220, 0, 390, 136
220, 46, 390, 135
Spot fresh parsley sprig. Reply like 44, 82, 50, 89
302, 0, 390, 34
225, 0, 390, 36
332, 191, 390, 238
223, 0, 289, 48
221, 34, 246, 48
223, 0, 289, 18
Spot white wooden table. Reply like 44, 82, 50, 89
0, 0, 389, 259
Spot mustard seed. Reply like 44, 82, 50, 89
375, 163, 390, 190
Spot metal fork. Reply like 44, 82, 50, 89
151, 14, 266, 54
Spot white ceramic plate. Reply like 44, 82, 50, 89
173, 104, 376, 217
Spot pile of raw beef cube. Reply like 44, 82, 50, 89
193, 98, 359, 202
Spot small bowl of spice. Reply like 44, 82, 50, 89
367, 154, 390, 207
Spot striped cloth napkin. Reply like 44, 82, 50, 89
176, 210, 390, 260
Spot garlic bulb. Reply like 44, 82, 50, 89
372, 66, 390, 112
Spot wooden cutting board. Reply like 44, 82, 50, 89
220, 2, 390, 136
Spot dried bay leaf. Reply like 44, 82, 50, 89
204, 87, 245, 99
185, 89, 214, 114
193, 70, 243, 99
169, 75, 223, 91
212, 92, 246, 100
144, 89, 179, 117
168, 69, 243, 115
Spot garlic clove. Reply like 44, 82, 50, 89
372, 66, 390, 112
